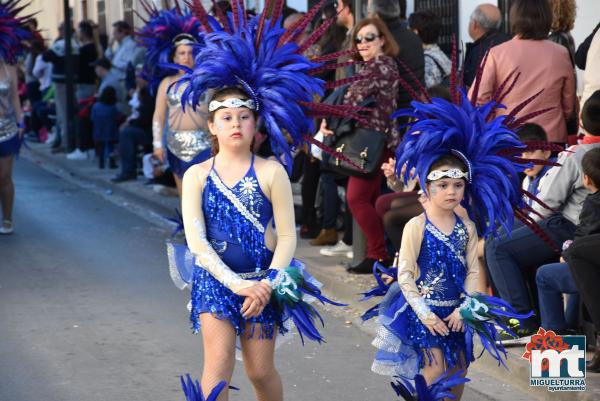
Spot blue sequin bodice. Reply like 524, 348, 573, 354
416, 215, 469, 303
202, 156, 274, 273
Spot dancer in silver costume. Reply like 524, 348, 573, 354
152, 34, 212, 194
0, 0, 33, 235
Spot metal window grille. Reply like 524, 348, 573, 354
414, 0, 459, 55
498, 0, 513, 35
97, 0, 106, 35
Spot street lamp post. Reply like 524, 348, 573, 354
63, 0, 76, 152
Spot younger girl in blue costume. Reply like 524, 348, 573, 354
372, 154, 479, 400
0, 0, 34, 234
367, 49, 556, 397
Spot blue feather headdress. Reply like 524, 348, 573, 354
0, 0, 34, 64
394, 42, 560, 241
136, 0, 205, 94
178, 0, 370, 173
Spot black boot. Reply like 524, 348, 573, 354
347, 257, 393, 274
587, 335, 600, 373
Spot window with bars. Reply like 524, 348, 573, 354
97, 0, 106, 35
498, 0, 513, 35
414, 0, 459, 56
124, 0, 134, 28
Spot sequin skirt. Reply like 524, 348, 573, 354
190, 267, 287, 339
371, 285, 473, 379
166, 129, 212, 177
0, 130, 20, 157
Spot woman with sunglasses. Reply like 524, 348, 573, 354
320, 17, 400, 273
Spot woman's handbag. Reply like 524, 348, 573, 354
325, 98, 386, 177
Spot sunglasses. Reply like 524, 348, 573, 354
354, 33, 381, 44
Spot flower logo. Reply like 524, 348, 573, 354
522, 327, 570, 372
239, 177, 258, 196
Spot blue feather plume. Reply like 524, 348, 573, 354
180, 375, 227, 401
460, 293, 534, 367
0, 0, 34, 64
391, 370, 469, 401
136, 5, 205, 93
394, 91, 526, 238
358, 261, 398, 321
178, 2, 334, 175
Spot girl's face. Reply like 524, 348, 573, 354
355, 24, 384, 61
426, 165, 466, 211
208, 100, 256, 151
173, 44, 194, 69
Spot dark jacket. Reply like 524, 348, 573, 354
381, 16, 424, 108
78, 43, 98, 85
43, 38, 80, 84
129, 86, 155, 130
574, 190, 600, 240
575, 22, 600, 70
91, 102, 119, 141
463, 29, 510, 87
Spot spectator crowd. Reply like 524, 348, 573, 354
11, 0, 600, 369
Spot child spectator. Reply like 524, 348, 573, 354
91, 86, 119, 169
564, 147, 600, 371
536, 147, 600, 336
485, 89, 600, 343
517, 123, 555, 207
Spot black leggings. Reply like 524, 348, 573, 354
381, 192, 422, 250
565, 234, 600, 329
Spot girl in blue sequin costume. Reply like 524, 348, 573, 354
181, 87, 292, 401
372, 154, 480, 400
136, 3, 211, 194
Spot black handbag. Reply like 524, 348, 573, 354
325, 98, 386, 177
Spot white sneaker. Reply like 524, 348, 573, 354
320, 240, 352, 257
346, 251, 353, 259
66, 149, 87, 160
45, 132, 56, 145
0, 220, 13, 235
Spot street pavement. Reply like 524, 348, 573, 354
1, 158, 530, 401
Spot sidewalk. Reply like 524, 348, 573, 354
22, 143, 600, 401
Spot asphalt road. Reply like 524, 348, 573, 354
0, 159, 501, 401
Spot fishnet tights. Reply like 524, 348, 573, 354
421, 348, 467, 401
199, 314, 282, 401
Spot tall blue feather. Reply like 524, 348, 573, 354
0, 0, 34, 64
179, 13, 325, 174
136, 7, 206, 94
394, 91, 526, 238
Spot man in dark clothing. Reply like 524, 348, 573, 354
575, 21, 600, 70
463, 4, 510, 87
43, 23, 80, 152
111, 73, 155, 182
368, 0, 424, 108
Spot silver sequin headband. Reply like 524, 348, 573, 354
174, 38, 196, 46
208, 98, 257, 112
426, 168, 469, 181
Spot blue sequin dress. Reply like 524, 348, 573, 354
371, 215, 475, 378
189, 155, 286, 338
168, 155, 321, 340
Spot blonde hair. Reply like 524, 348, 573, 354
550, 0, 576, 32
